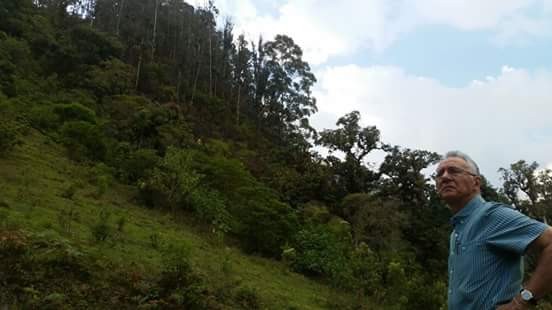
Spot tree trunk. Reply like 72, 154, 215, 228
116, 0, 125, 36
135, 42, 143, 90
191, 44, 201, 105
176, 69, 182, 104
236, 83, 241, 127
209, 30, 213, 97
151, 0, 159, 60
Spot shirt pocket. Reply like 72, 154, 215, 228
457, 239, 486, 256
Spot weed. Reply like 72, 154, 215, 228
57, 206, 79, 235
61, 183, 77, 200
149, 232, 161, 249
91, 209, 112, 242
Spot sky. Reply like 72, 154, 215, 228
189, 0, 552, 186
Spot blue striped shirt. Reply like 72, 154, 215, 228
448, 195, 548, 310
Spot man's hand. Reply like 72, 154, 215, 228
496, 295, 531, 310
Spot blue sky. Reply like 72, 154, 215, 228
339, 25, 552, 87
190, 0, 552, 186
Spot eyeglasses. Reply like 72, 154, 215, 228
434, 166, 477, 179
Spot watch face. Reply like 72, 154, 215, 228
521, 289, 534, 301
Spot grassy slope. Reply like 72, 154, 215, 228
0, 129, 362, 309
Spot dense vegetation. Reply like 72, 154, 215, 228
1, 0, 551, 308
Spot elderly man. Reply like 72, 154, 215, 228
436, 151, 552, 309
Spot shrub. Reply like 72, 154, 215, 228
53, 103, 97, 124
234, 286, 261, 310
0, 120, 20, 157
140, 147, 200, 210
28, 105, 60, 131
290, 225, 351, 283
89, 163, 113, 197
91, 209, 112, 242
188, 188, 230, 237
116, 216, 126, 233
57, 206, 79, 234
156, 243, 210, 308
234, 186, 299, 257
60, 183, 77, 199
109, 145, 159, 183
60, 121, 106, 161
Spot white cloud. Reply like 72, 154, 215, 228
310, 65, 552, 185
198, 0, 552, 65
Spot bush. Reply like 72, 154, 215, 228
290, 225, 350, 283
188, 188, 230, 236
140, 147, 200, 210
234, 186, 299, 257
234, 286, 262, 310
28, 105, 60, 131
156, 243, 210, 308
90, 209, 112, 242
53, 103, 97, 124
60, 183, 77, 199
88, 163, 113, 198
60, 121, 106, 161
0, 120, 20, 156
109, 145, 159, 183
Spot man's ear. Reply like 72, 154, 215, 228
474, 175, 482, 188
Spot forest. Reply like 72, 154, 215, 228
1, 0, 551, 308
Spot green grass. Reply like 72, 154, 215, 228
0, 129, 368, 309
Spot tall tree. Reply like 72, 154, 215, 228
379, 146, 440, 207
318, 111, 382, 195
499, 160, 540, 217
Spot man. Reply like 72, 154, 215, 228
436, 151, 552, 309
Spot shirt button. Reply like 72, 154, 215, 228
460, 220, 464, 224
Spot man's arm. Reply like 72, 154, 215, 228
498, 227, 552, 309
525, 227, 552, 300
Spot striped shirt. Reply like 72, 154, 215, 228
448, 195, 548, 310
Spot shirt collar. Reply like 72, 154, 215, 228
450, 194, 484, 226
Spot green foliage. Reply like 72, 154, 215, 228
88, 163, 113, 198
141, 147, 201, 210
155, 243, 214, 308
60, 183, 77, 199
234, 186, 299, 257
290, 225, 350, 281
188, 188, 231, 236
0, 35, 36, 96
342, 193, 406, 251
91, 209, 112, 242
28, 105, 60, 130
0, 119, 20, 157
107, 143, 160, 183
57, 206, 79, 234
60, 121, 106, 161
83, 58, 133, 99
234, 286, 262, 310
53, 103, 97, 124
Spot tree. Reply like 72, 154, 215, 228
317, 111, 382, 194
499, 160, 540, 217
341, 193, 405, 250
378, 146, 440, 207
144, 147, 201, 211
252, 35, 317, 144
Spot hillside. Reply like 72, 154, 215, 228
0, 128, 362, 309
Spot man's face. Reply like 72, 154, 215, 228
436, 157, 481, 205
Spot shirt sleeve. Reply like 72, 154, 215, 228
484, 205, 549, 254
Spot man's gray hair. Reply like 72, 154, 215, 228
444, 150, 480, 176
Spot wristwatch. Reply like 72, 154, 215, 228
520, 288, 538, 305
